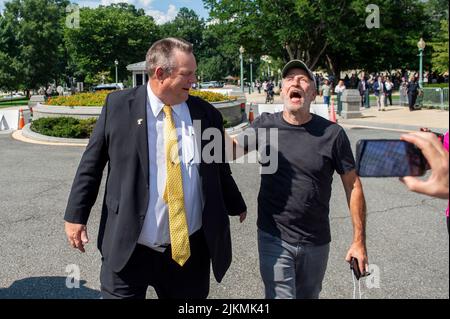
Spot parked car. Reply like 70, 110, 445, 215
93, 83, 124, 91
199, 81, 223, 89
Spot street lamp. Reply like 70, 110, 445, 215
114, 59, 119, 84
249, 58, 253, 94
417, 38, 426, 88
239, 46, 245, 92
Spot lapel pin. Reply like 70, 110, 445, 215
137, 119, 143, 125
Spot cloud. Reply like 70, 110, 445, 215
138, 0, 153, 6
99, 0, 154, 7
146, 4, 178, 25
100, 0, 130, 5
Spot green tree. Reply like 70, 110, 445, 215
204, 0, 430, 76
428, 19, 449, 74
0, 0, 68, 94
159, 8, 205, 51
347, 0, 428, 74
64, 3, 159, 86
204, 0, 349, 70
0, 13, 20, 91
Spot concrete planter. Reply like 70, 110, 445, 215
33, 98, 246, 126
33, 103, 102, 120
341, 89, 363, 119
211, 98, 246, 126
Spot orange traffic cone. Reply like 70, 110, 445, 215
329, 97, 337, 123
248, 103, 255, 124
18, 108, 25, 129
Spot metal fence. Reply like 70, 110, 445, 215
421, 87, 449, 109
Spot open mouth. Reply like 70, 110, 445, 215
289, 90, 303, 103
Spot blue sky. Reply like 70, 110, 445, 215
0, 0, 210, 24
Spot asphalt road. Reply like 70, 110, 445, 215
0, 127, 448, 299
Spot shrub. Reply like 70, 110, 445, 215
189, 90, 235, 102
46, 89, 234, 106
46, 91, 111, 106
31, 117, 97, 138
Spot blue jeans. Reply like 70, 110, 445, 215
258, 229, 330, 299
323, 96, 330, 106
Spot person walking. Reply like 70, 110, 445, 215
407, 74, 420, 111
232, 60, 369, 299
334, 79, 346, 115
321, 79, 331, 107
64, 38, 247, 299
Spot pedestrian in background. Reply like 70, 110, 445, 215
334, 79, 346, 115
321, 79, 331, 107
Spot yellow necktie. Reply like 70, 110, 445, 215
162, 105, 191, 266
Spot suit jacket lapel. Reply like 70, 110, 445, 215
129, 85, 149, 186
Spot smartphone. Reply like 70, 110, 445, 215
420, 128, 444, 144
350, 257, 370, 280
356, 139, 427, 177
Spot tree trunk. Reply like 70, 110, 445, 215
326, 54, 341, 80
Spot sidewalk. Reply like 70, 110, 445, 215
244, 91, 449, 133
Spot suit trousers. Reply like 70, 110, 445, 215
100, 229, 210, 299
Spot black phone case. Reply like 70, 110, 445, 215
356, 139, 427, 177
350, 257, 361, 280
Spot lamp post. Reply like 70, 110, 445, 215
239, 46, 245, 92
249, 58, 253, 94
417, 38, 426, 88
114, 59, 119, 84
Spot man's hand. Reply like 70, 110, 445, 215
65, 222, 89, 253
239, 212, 247, 223
345, 242, 369, 275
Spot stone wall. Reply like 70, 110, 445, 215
33, 98, 246, 126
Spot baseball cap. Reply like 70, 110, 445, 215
281, 60, 315, 82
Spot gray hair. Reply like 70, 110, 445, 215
145, 38, 193, 77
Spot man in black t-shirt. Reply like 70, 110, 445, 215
233, 60, 369, 299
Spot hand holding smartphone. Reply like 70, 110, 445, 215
356, 139, 428, 177
350, 257, 370, 280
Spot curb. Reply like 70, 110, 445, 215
12, 124, 88, 146
22, 124, 89, 144
12, 121, 251, 146
338, 120, 447, 134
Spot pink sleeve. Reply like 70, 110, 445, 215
444, 132, 449, 151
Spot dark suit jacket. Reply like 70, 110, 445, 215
372, 81, 386, 96
357, 80, 368, 96
64, 85, 247, 282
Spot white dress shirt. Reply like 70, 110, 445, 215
137, 83, 203, 251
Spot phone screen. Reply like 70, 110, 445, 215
356, 139, 426, 177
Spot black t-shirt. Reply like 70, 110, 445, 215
236, 112, 355, 245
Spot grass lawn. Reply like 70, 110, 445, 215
0, 99, 30, 108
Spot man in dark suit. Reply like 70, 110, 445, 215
357, 73, 369, 108
64, 38, 247, 299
